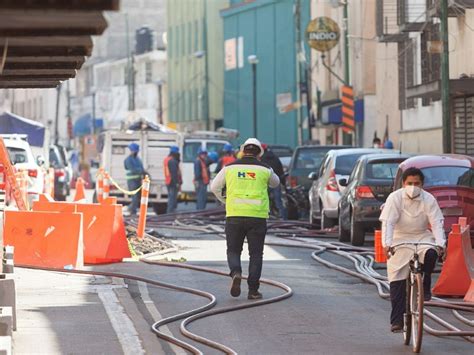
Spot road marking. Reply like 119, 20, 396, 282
137, 281, 183, 354
98, 287, 145, 355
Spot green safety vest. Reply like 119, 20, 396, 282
225, 165, 271, 218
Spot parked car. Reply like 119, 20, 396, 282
2, 134, 45, 205
288, 145, 350, 192
393, 154, 474, 233
308, 148, 391, 228
49, 144, 71, 201
338, 153, 410, 245
267, 144, 293, 170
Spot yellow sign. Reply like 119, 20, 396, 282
306, 17, 340, 52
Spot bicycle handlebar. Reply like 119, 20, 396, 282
391, 241, 439, 249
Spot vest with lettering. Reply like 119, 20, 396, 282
225, 163, 271, 218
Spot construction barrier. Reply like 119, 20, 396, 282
3, 210, 84, 269
74, 177, 86, 202
33, 196, 131, 264
374, 230, 387, 263
103, 172, 110, 200
136, 175, 150, 240
433, 218, 472, 298
96, 168, 104, 203
0, 138, 27, 210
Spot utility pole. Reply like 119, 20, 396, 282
440, 0, 451, 153
54, 83, 62, 145
342, 1, 355, 146
295, 0, 303, 145
202, 0, 210, 130
125, 14, 133, 111
67, 80, 72, 148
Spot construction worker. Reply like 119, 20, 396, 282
261, 143, 287, 220
380, 167, 445, 333
124, 143, 145, 216
194, 148, 210, 210
210, 138, 280, 300
164, 146, 182, 214
215, 143, 236, 174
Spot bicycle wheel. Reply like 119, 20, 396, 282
403, 278, 412, 345
410, 272, 424, 353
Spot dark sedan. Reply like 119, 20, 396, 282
338, 153, 410, 246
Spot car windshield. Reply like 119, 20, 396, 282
335, 154, 367, 175
271, 146, 293, 158
183, 142, 201, 163
7, 147, 28, 164
49, 148, 65, 168
422, 166, 474, 188
207, 142, 226, 154
294, 149, 327, 169
366, 161, 400, 180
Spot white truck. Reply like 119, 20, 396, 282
98, 128, 182, 214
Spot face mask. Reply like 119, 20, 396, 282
405, 185, 421, 199
373, 144, 380, 149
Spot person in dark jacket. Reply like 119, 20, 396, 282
124, 143, 145, 216
194, 148, 210, 210
164, 146, 182, 213
261, 144, 287, 219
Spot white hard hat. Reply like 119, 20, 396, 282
241, 138, 264, 157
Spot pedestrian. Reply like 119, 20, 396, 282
194, 148, 210, 210
210, 138, 280, 299
163, 146, 182, 214
124, 143, 145, 216
379, 167, 445, 333
261, 143, 287, 220
384, 139, 394, 149
215, 143, 236, 174
373, 137, 382, 148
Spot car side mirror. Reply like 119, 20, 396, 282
36, 155, 45, 166
339, 178, 348, 187
308, 172, 319, 180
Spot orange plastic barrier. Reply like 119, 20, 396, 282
3, 210, 84, 269
33, 199, 131, 264
137, 175, 150, 240
458, 218, 474, 303
433, 221, 471, 297
374, 230, 387, 263
74, 177, 86, 202
96, 168, 104, 203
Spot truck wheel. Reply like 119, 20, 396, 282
350, 212, 365, 246
153, 203, 168, 215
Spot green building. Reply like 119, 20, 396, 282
167, 0, 229, 131
222, 0, 311, 147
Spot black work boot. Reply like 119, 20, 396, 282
423, 274, 432, 301
230, 272, 241, 297
391, 323, 403, 333
248, 290, 262, 300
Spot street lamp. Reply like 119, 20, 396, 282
248, 55, 259, 138
155, 79, 164, 124
193, 50, 210, 130
91, 86, 96, 135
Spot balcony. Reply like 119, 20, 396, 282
376, 0, 408, 42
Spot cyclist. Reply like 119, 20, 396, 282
379, 167, 446, 333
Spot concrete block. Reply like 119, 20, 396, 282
0, 280, 15, 331
0, 308, 12, 336
0, 335, 12, 355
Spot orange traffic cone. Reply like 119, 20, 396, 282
74, 177, 86, 202
374, 230, 387, 263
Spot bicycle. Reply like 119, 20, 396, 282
389, 242, 438, 354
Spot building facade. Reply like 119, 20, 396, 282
166, 0, 228, 132
222, 0, 311, 147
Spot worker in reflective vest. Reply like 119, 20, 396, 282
163, 146, 182, 214
124, 143, 145, 216
194, 148, 210, 210
215, 144, 236, 174
210, 138, 280, 300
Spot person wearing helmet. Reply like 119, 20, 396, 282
124, 143, 145, 216
384, 139, 394, 149
215, 143, 236, 174
163, 146, 182, 213
210, 138, 280, 300
194, 148, 211, 210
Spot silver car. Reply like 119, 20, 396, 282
308, 148, 391, 228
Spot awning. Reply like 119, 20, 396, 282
73, 113, 103, 137
0, 111, 45, 146
321, 99, 364, 125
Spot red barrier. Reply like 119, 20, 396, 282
3, 210, 84, 269
32, 199, 131, 264
374, 230, 387, 263
458, 218, 474, 303
433, 221, 472, 297
74, 177, 86, 202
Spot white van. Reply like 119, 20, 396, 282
180, 134, 230, 201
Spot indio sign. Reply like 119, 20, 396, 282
306, 17, 340, 52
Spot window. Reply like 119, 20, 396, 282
207, 142, 226, 154
422, 167, 474, 188
183, 142, 202, 163
366, 161, 401, 180
294, 149, 327, 170
7, 147, 28, 164
335, 154, 368, 175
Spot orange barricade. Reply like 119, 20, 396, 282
33, 198, 131, 264
433, 220, 472, 297
74, 177, 86, 202
137, 175, 150, 240
103, 173, 110, 201
374, 230, 387, 263
3, 210, 84, 269
96, 168, 104, 203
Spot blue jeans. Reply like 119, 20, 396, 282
270, 186, 287, 220
196, 181, 208, 210
127, 178, 142, 215
167, 185, 178, 213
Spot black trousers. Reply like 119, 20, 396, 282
390, 249, 438, 325
225, 217, 267, 291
